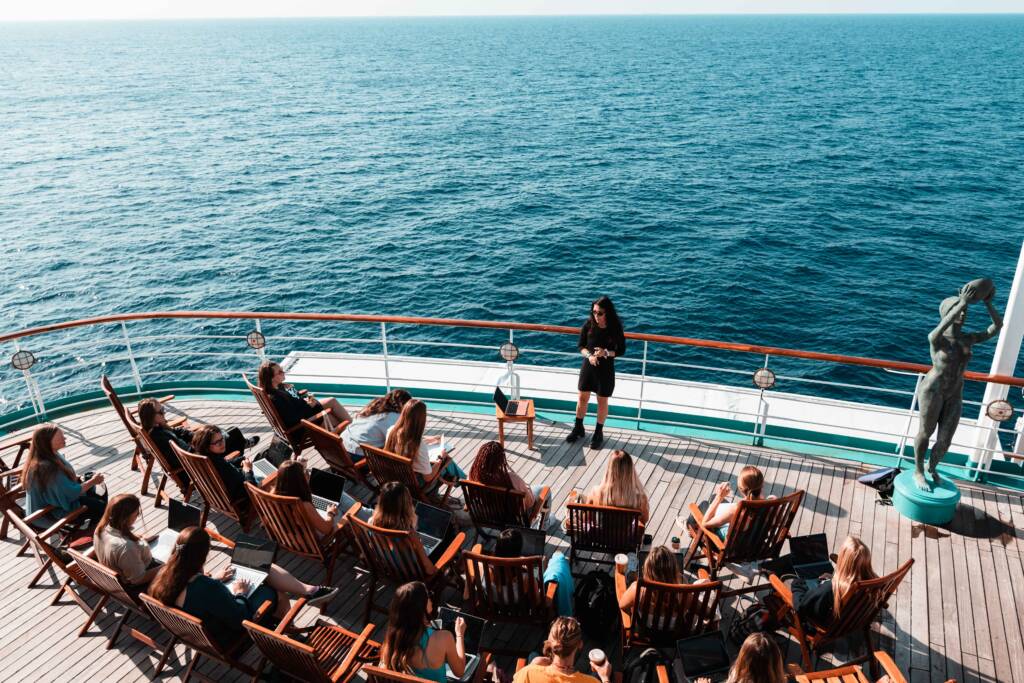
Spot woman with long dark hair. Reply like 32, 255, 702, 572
257, 360, 351, 432
271, 460, 346, 537
566, 296, 625, 450
94, 493, 159, 587
379, 581, 466, 683
468, 441, 547, 514
137, 398, 257, 477
191, 424, 256, 502
23, 424, 106, 524
342, 389, 413, 459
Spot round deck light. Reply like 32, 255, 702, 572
246, 330, 267, 350
499, 342, 520, 363
752, 367, 776, 390
11, 350, 36, 371
986, 399, 1014, 422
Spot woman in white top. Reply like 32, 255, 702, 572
342, 389, 412, 459
94, 493, 159, 587
384, 399, 465, 483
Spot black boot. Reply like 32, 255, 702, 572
566, 418, 585, 443
590, 423, 604, 450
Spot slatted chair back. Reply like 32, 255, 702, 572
126, 412, 192, 498
794, 666, 870, 683
246, 483, 324, 560
813, 559, 914, 648
462, 548, 552, 624
101, 374, 136, 438
0, 466, 25, 538
628, 576, 723, 646
139, 592, 223, 655
461, 479, 531, 531
245, 620, 330, 683
365, 665, 437, 683
171, 442, 248, 528
347, 513, 432, 582
360, 444, 422, 494
567, 502, 645, 561
243, 373, 312, 455
303, 418, 367, 484
4, 507, 94, 600
68, 548, 140, 609
718, 490, 804, 565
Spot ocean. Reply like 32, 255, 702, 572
1, 15, 1022, 411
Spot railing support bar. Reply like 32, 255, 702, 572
895, 374, 922, 462
380, 322, 391, 392
637, 341, 649, 429
120, 321, 143, 394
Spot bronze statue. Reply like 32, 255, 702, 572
913, 278, 1003, 491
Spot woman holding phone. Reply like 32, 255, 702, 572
566, 296, 625, 450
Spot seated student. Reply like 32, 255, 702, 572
190, 424, 256, 502
469, 441, 548, 514
94, 493, 160, 588
585, 449, 649, 524
137, 399, 257, 476
617, 545, 683, 612
258, 360, 351, 432
791, 535, 876, 627
342, 389, 412, 460
694, 632, 784, 683
698, 465, 769, 539
23, 424, 107, 524
146, 526, 337, 648
271, 460, 347, 537
369, 481, 436, 570
514, 617, 613, 683
380, 581, 467, 683
384, 399, 465, 485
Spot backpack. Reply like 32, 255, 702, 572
622, 648, 677, 683
727, 598, 781, 645
573, 570, 618, 639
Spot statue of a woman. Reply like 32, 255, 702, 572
913, 279, 1003, 491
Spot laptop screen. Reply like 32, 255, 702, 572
677, 632, 731, 677
492, 387, 509, 412
438, 607, 486, 654
416, 502, 452, 539
167, 498, 202, 532
310, 468, 347, 503
789, 533, 829, 565
508, 527, 545, 557
233, 539, 276, 571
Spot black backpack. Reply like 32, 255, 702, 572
622, 648, 677, 683
573, 570, 618, 638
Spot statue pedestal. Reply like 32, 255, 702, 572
892, 470, 961, 525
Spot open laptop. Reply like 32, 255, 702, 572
415, 501, 453, 556
675, 632, 732, 682
149, 498, 203, 564
790, 532, 833, 588
511, 527, 546, 557
493, 387, 528, 417
309, 468, 347, 512
437, 607, 487, 683
251, 444, 291, 480
339, 488, 373, 522
224, 535, 276, 599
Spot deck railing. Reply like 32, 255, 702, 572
1, 311, 1022, 484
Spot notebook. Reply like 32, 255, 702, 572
224, 535, 276, 599
675, 632, 731, 681
493, 387, 528, 417
790, 532, 833, 588
415, 501, 453, 555
149, 499, 203, 564
428, 435, 448, 464
309, 468, 347, 512
437, 607, 488, 682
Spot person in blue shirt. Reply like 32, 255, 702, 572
379, 581, 467, 683
23, 424, 107, 525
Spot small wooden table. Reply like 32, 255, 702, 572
495, 399, 535, 450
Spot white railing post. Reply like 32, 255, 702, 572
754, 354, 770, 446
508, 329, 521, 399
636, 341, 649, 429
380, 322, 391, 392
13, 341, 46, 418
895, 373, 923, 462
120, 321, 143, 394
255, 319, 267, 361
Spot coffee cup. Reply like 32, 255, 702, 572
589, 649, 606, 667
614, 553, 629, 573
670, 536, 681, 551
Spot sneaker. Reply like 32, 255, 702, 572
305, 585, 339, 607
565, 425, 585, 443
589, 432, 604, 450
244, 436, 261, 449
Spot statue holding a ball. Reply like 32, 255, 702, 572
912, 278, 1003, 491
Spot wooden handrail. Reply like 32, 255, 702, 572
1, 309, 1022, 387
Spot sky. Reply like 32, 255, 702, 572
0, 0, 1021, 21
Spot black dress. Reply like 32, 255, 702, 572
577, 320, 626, 398
270, 385, 322, 429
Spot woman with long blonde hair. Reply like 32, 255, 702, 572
384, 399, 465, 485
695, 632, 784, 683
23, 423, 106, 523
617, 545, 683, 611
586, 449, 649, 523
793, 535, 877, 625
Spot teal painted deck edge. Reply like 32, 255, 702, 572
3, 378, 1021, 491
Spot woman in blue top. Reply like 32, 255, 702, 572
379, 581, 467, 683
23, 424, 107, 524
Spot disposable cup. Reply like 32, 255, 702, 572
614, 553, 629, 573
589, 649, 606, 667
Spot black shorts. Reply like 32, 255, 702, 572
578, 359, 615, 398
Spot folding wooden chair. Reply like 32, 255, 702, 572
565, 502, 645, 570
789, 650, 922, 683
302, 418, 379, 499
683, 490, 804, 581
769, 559, 914, 677
171, 442, 256, 534
139, 592, 274, 681
101, 374, 177, 494
244, 597, 380, 683
243, 373, 332, 456
614, 569, 722, 649
462, 544, 556, 633
460, 479, 550, 539
245, 483, 350, 582
346, 512, 465, 624
127, 411, 194, 509
360, 443, 455, 504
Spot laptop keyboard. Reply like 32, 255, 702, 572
312, 495, 336, 512
506, 401, 519, 414
231, 566, 268, 597
252, 459, 276, 479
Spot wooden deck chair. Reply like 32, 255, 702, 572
245, 483, 350, 582
139, 592, 274, 681
346, 512, 466, 624
566, 502, 645, 569
789, 650, 921, 683
243, 373, 332, 456
302, 418, 379, 498
244, 598, 380, 683
365, 666, 442, 683
360, 443, 455, 503
460, 479, 550, 538
171, 442, 256, 533
0, 463, 25, 541
614, 568, 723, 648
0, 435, 30, 471
769, 559, 914, 678
100, 374, 177, 494
66, 548, 165, 655
683, 490, 804, 580
462, 544, 556, 632
127, 411, 194, 509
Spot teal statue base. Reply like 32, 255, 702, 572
892, 470, 961, 525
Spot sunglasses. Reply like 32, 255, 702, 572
592, 309, 606, 317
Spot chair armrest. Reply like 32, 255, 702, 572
253, 599, 274, 622
21, 505, 59, 525
697, 568, 711, 581
224, 450, 243, 463
423, 453, 452, 485
331, 623, 377, 683
874, 651, 908, 683
687, 502, 704, 525
544, 581, 558, 607
768, 572, 794, 609
530, 486, 551, 522
39, 506, 88, 540
655, 665, 670, 683
699, 524, 726, 551
433, 531, 467, 573
275, 597, 308, 633
333, 419, 351, 435
167, 416, 188, 428
614, 571, 631, 629
288, 409, 331, 434
516, 658, 527, 672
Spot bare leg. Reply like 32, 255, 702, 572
928, 399, 962, 487
913, 389, 943, 492
266, 563, 316, 596
596, 396, 609, 424
575, 392, 591, 420
274, 592, 291, 618
319, 397, 352, 425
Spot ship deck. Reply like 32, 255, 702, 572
1, 397, 1023, 683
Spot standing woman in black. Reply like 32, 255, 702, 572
566, 296, 625, 449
